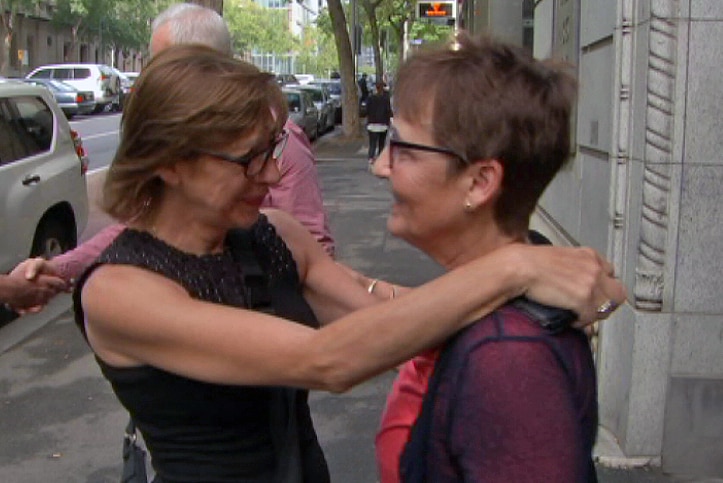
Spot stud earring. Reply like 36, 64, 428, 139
464, 200, 472, 211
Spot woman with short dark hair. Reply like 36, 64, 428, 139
374, 34, 605, 482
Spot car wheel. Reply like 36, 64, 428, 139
30, 217, 75, 259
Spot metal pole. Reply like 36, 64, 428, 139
351, 0, 357, 80
99, 19, 103, 63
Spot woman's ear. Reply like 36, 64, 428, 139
464, 159, 504, 210
155, 164, 180, 187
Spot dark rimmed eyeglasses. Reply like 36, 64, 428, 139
385, 129, 469, 167
197, 130, 289, 177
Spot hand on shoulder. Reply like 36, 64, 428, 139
501, 243, 627, 326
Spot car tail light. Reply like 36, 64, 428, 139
76, 94, 83, 103
70, 129, 89, 175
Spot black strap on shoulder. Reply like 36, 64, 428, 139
226, 227, 273, 312
510, 297, 576, 334
72, 260, 105, 339
520, 229, 578, 332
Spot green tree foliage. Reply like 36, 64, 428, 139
367, 0, 452, 75
224, 0, 294, 56
103, 0, 165, 53
295, 21, 338, 78
359, 0, 384, 81
52, 0, 108, 60
52, 0, 174, 61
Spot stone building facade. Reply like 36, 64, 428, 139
460, 0, 722, 478
531, 0, 723, 478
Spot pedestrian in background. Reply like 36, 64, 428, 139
358, 72, 370, 105
366, 81, 393, 164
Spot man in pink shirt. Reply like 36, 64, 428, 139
263, 118, 334, 257
8, 3, 333, 293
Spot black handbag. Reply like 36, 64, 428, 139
121, 418, 148, 483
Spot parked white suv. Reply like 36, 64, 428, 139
26, 63, 120, 113
0, 79, 89, 275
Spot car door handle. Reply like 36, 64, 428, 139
22, 174, 41, 186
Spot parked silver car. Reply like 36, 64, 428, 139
298, 84, 335, 134
21, 78, 96, 118
311, 79, 342, 124
110, 67, 134, 111
0, 79, 89, 275
283, 88, 318, 140
26, 63, 120, 113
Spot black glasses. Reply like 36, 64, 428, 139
386, 131, 468, 167
197, 130, 289, 177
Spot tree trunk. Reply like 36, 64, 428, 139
326, 0, 361, 139
65, 20, 83, 62
1, 33, 11, 77
1, 13, 15, 77
361, 0, 383, 82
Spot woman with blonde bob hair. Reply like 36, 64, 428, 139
74, 45, 624, 482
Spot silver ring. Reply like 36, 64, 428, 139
596, 300, 618, 316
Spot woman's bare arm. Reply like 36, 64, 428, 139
81, 231, 624, 394
265, 209, 625, 327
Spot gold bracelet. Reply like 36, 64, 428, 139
367, 278, 380, 294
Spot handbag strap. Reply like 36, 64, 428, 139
226, 228, 274, 312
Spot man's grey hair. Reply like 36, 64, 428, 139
152, 2, 233, 56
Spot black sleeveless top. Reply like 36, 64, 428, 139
73, 215, 329, 483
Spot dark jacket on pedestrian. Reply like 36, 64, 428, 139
366, 90, 392, 127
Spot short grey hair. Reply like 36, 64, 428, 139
151, 3, 233, 56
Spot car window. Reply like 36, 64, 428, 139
302, 92, 315, 109
327, 82, 341, 95
286, 92, 301, 112
1, 96, 54, 162
304, 89, 323, 102
0, 100, 29, 164
53, 68, 73, 80
29, 69, 52, 79
74, 68, 92, 79
48, 80, 75, 92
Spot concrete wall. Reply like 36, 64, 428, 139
533, 0, 723, 478
465, 0, 525, 46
